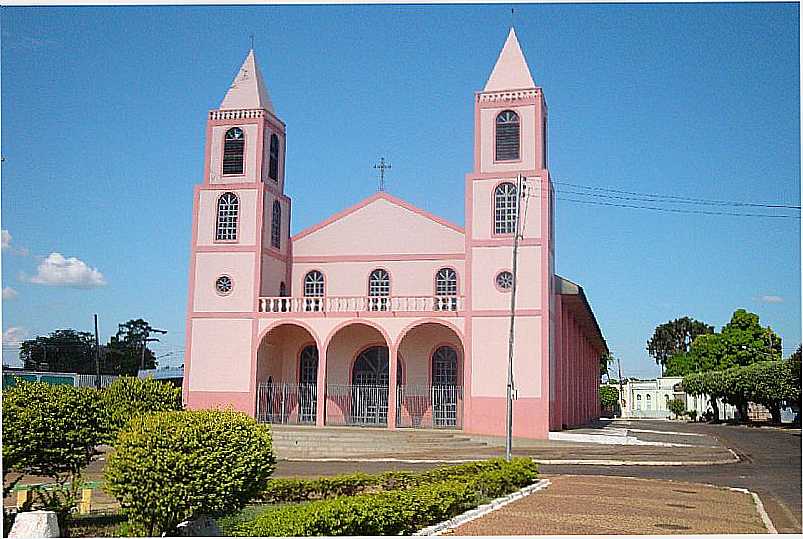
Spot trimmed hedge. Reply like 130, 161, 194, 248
104, 409, 276, 536
226, 457, 538, 536
100, 376, 182, 443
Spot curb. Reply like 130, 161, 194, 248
727, 487, 778, 534
414, 479, 551, 536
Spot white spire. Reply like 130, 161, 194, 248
220, 49, 274, 112
484, 28, 535, 92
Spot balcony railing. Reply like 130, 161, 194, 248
258, 295, 463, 314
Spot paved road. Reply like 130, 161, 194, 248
541, 420, 801, 533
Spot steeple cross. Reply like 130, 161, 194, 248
373, 157, 391, 192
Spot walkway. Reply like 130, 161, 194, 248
449, 475, 768, 535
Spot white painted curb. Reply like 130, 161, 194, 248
728, 487, 778, 534
414, 479, 551, 536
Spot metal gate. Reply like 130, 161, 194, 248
256, 382, 317, 424
396, 384, 463, 429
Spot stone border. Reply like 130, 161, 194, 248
414, 479, 551, 536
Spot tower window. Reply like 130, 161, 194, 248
494, 182, 518, 234
269, 134, 279, 181
435, 267, 458, 311
215, 192, 239, 241
270, 200, 281, 249
304, 270, 324, 312
215, 275, 233, 295
223, 127, 245, 175
368, 269, 390, 311
495, 271, 513, 291
495, 110, 520, 161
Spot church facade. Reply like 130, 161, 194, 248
183, 29, 608, 439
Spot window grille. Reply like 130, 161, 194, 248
496, 271, 513, 290
223, 127, 245, 175
368, 269, 390, 311
215, 192, 239, 241
435, 268, 458, 311
494, 182, 518, 234
299, 346, 318, 385
269, 134, 279, 181
215, 275, 233, 295
271, 201, 281, 249
303, 271, 324, 312
432, 346, 458, 386
495, 110, 520, 161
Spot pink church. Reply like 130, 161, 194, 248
184, 29, 608, 439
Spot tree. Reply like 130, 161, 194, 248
664, 352, 701, 377
647, 317, 714, 371
599, 385, 619, 408
104, 319, 161, 376
667, 398, 686, 419
599, 353, 614, 381
19, 330, 96, 374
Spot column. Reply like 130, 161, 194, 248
387, 346, 399, 429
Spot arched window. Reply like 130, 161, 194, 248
646, 394, 652, 410
269, 134, 279, 181
664, 394, 670, 409
368, 269, 390, 311
494, 182, 517, 234
636, 394, 642, 410
435, 268, 458, 311
495, 110, 520, 161
303, 270, 324, 312
351, 345, 400, 425
432, 346, 458, 386
223, 127, 245, 175
271, 200, 281, 249
299, 345, 318, 423
215, 192, 239, 241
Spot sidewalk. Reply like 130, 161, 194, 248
448, 475, 770, 535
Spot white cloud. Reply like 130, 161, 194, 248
1, 230, 10, 250
25, 252, 107, 288
1, 230, 29, 256
2, 326, 29, 346
758, 295, 784, 304
2, 287, 18, 300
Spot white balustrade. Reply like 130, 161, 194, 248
258, 295, 463, 313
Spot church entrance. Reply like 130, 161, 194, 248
351, 346, 389, 425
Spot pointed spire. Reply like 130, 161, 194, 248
484, 28, 535, 92
220, 49, 274, 112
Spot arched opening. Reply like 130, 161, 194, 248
325, 322, 392, 426
256, 323, 319, 424
223, 127, 245, 175
396, 322, 464, 429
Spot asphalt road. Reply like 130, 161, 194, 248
540, 420, 802, 533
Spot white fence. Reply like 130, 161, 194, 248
256, 383, 317, 424
258, 295, 463, 314
397, 385, 463, 429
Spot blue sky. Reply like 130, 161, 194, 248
1, 3, 800, 377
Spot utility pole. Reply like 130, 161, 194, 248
94, 314, 101, 389
505, 173, 526, 461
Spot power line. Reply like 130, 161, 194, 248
556, 196, 801, 219
552, 180, 800, 210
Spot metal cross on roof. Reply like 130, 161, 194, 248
373, 157, 391, 192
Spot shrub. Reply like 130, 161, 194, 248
2, 381, 104, 521
599, 386, 619, 408
104, 409, 276, 536
100, 376, 182, 443
227, 457, 537, 537
667, 398, 686, 419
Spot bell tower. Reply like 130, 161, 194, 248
185, 50, 291, 413
464, 29, 554, 438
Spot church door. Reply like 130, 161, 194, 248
299, 346, 318, 424
351, 346, 392, 425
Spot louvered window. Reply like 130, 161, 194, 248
215, 192, 239, 241
269, 134, 279, 181
223, 127, 245, 175
495, 110, 520, 161
271, 201, 281, 249
494, 182, 518, 234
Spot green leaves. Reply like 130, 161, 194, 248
103, 409, 276, 537
99, 376, 182, 444
599, 386, 619, 408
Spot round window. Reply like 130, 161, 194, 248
495, 271, 513, 290
215, 275, 233, 295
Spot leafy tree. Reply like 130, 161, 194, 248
664, 352, 702, 377
647, 317, 714, 371
667, 398, 686, 419
599, 385, 619, 408
104, 319, 161, 376
599, 353, 615, 380
19, 330, 97, 374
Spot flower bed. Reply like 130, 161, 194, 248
222, 457, 538, 537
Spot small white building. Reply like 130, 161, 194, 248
619, 376, 736, 420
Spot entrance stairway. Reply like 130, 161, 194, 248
269, 425, 497, 459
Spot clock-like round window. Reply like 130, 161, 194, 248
495, 271, 513, 291
225, 127, 244, 140
215, 275, 233, 295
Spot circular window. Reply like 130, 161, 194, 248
495, 271, 513, 291
215, 275, 233, 295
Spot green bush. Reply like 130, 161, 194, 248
100, 376, 182, 443
104, 409, 276, 536
599, 386, 619, 408
667, 398, 686, 419
2, 381, 104, 521
227, 458, 537, 537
